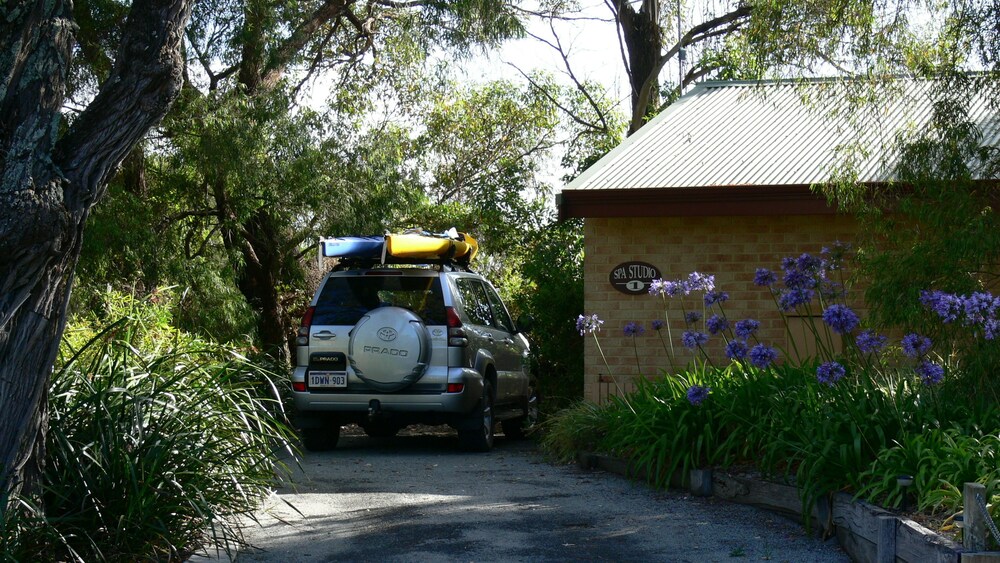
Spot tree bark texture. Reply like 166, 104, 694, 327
613, 0, 662, 133
0, 0, 192, 504
234, 210, 293, 365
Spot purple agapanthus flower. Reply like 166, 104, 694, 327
681, 331, 709, 350
734, 319, 760, 339
576, 314, 604, 336
754, 268, 777, 287
684, 311, 703, 325
796, 253, 823, 273
783, 268, 818, 290
985, 319, 1000, 340
822, 304, 860, 334
855, 330, 888, 354
749, 344, 778, 369
901, 333, 932, 358
820, 280, 846, 300
686, 272, 715, 293
779, 253, 823, 287
963, 292, 1000, 324
623, 322, 645, 337
816, 361, 846, 387
778, 288, 815, 311
921, 290, 963, 323
649, 278, 684, 297
704, 291, 729, 306
651, 319, 665, 331
686, 385, 711, 406
706, 314, 729, 335
725, 339, 749, 360
916, 360, 945, 385
820, 241, 851, 270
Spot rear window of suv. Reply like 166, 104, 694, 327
313, 275, 446, 326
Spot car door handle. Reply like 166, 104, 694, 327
312, 330, 336, 340
483, 332, 494, 342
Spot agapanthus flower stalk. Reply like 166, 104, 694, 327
577, 313, 634, 413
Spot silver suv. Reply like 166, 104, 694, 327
291, 260, 535, 451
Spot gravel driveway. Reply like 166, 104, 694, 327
222, 426, 848, 562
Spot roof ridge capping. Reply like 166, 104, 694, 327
696, 73, 992, 88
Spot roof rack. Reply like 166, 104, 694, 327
331, 256, 475, 273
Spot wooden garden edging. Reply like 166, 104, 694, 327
576, 452, 998, 562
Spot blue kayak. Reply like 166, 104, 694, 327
320, 236, 385, 259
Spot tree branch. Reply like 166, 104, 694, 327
605, 0, 635, 86
159, 208, 220, 227
56, 0, 193, 210
629, 4, 752, 133
509, 63, 604, 133
260, 0, 352, 88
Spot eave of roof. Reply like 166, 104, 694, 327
557, 184, 838, 219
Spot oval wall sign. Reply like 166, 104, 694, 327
609, 261, 661, 295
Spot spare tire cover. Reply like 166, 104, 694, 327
349, 306, 431, 392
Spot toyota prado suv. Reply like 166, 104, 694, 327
291, 254, 536, 452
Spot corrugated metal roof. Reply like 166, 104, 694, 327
563, 77, 1000, 192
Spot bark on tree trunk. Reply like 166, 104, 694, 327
0, 0, 192, 505
615, 0, 663, 133
209, 174, 293, 365
236, 210, 292, 365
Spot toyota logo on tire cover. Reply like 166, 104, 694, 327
377, 327, 398, 341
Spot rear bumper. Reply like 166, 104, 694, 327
291, 366, 483, 415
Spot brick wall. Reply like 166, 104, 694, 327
582, 215, 859, 403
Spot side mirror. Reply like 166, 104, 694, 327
516, 314, 535, 333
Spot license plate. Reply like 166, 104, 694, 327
309, 371, 347, 388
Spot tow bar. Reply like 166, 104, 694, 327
368, 399, 382, 420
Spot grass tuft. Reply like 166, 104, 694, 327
2, 291, 297, 562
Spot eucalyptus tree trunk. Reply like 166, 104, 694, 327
613, 0, 663, 130
0, 0, 192, 505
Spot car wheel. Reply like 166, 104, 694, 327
362, 421, 401, 438
459, 380, 495, 452
301, 425, 340, 451
501, 383, 539, 440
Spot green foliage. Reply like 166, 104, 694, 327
737, 0, 958, 79
550, 75, 626, 180
413, 78, 559, 248
76, 189, 258, 342
414, 0, 526, 49
821, 79, 1000, 394
857, 424, 1000, 514
516, 220, 585, 409
1, 291, 296, 562
538, 400, 614, 464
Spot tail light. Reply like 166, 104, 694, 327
446, 306, 467, 347
296, 306, 315, 347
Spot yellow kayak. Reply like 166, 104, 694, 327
386, 230, 478, 261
